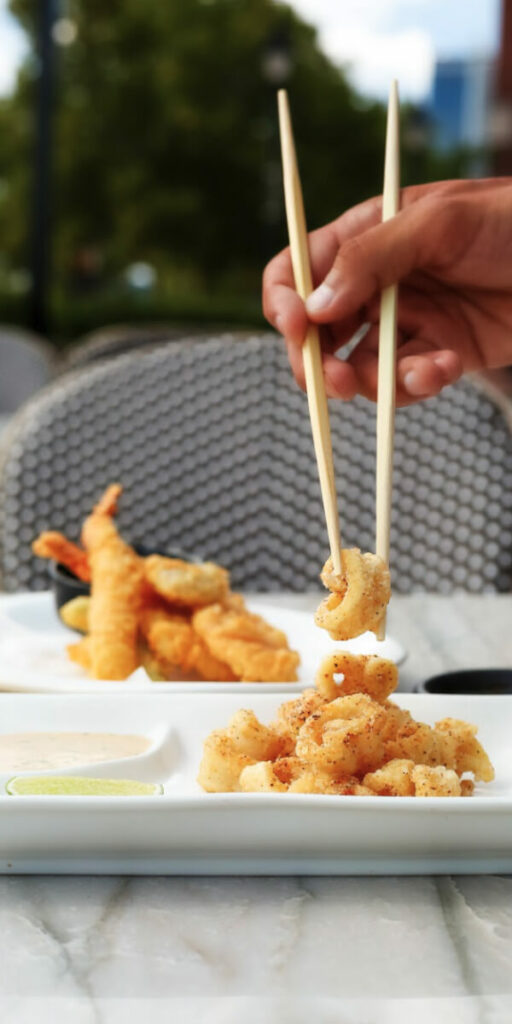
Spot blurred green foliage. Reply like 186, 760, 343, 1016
0, 0, 471, 342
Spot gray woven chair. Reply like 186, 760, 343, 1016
63, 323, 212, 370
0, 327, 55, 414
0, 332, 510, 593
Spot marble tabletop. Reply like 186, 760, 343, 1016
1, 592, 511, 1024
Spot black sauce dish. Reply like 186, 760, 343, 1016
415, 668, 512, 696
49, 544, 203, 616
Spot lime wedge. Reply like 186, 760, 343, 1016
6, 776, 163, 796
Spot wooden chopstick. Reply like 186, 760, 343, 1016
277, 89, 342, 575
375, 79, 400, 640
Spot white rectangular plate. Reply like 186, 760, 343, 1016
0, 592, 405, 692
0, 692, 510, 874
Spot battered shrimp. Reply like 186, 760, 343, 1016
81, 484, 144, 680
139, 600, 236, 682
32, 532, 91, 582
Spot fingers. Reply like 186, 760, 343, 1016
304, 196, 477, 326
347, 328, 463, 405
263, 226, 339, 342
285, 337, 359, 400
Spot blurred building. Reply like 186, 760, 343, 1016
428, 57, 494, 153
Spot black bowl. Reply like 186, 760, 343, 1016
415, 668, 512, 696
50, 544, 203, 616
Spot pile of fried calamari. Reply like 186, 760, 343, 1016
32, 484, 300, 683
198, 651, 494, 796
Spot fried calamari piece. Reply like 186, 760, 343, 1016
363, 758, 416, 796
288, 772, 374, 795
139, 601, 236, 682
81, 484, 144, 680
224, 709, 288, 761
383, 710, 495, 782
315, 549, 391, 640
271, 688, 327, 746
435, 718, 494, 783
411, 765, 462, 797
32, 532, 91, 582
197, 710, 287, 791
145, 555, 229, 608
59, 595, 90, 634
193, 604, 300, 683
315, 651, 397, 703
364, 759, 465, 796
239, 762, 288, 792
197, 732, 257, 791
295, 693, 389, 777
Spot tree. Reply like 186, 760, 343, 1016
2, 0, 471, 324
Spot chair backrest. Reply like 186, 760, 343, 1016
64, 323, 212, 370
0, 327, 55, 414
0, 333, 511, 593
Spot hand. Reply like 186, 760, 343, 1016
263, 178, 512, 405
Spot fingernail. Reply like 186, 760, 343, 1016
306, 282, 335, 313
275, 314, 284, 335
403, 370, 426, 396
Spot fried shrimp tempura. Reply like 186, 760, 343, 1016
81, 485, 144, 680
144, 555, 229, 608
315, 651, 397, 703
315, 549, 391, 641
32, 532, 91, 582
193, 604, 300, 683
139, 601, 236, 682
198, 653, 494, 796
67, 636, 92, 671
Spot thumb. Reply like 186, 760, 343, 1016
305, 200, 445, 322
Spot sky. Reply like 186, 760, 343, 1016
287, 0, 501, 100
0, 0, 503, 100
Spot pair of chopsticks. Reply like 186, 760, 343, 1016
278, 83, 400, 638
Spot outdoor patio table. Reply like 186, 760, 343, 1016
0, 591, 511, 1024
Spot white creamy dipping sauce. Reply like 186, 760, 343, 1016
0, 733, 151, 772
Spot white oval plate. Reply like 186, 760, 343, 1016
0, 591, 406, 693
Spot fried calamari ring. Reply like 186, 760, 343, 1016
295, 693, 389, 777
32, 532, 91, 582
315, 549, 391, 640
363, 758, 416, 796
197, 710, 288, 791
315, 651, 397, 703
193, 604, 300, 683
382, 711, 494, 782
270, 688, 327, 746
145, 555, 229, 608
411, 765, 463, 797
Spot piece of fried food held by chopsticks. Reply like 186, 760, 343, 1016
314, 549, 391, 641
193, 603, 300, 683
144, 555, 229, 608
80, 483, 144, 680
32, 531, 91, 582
